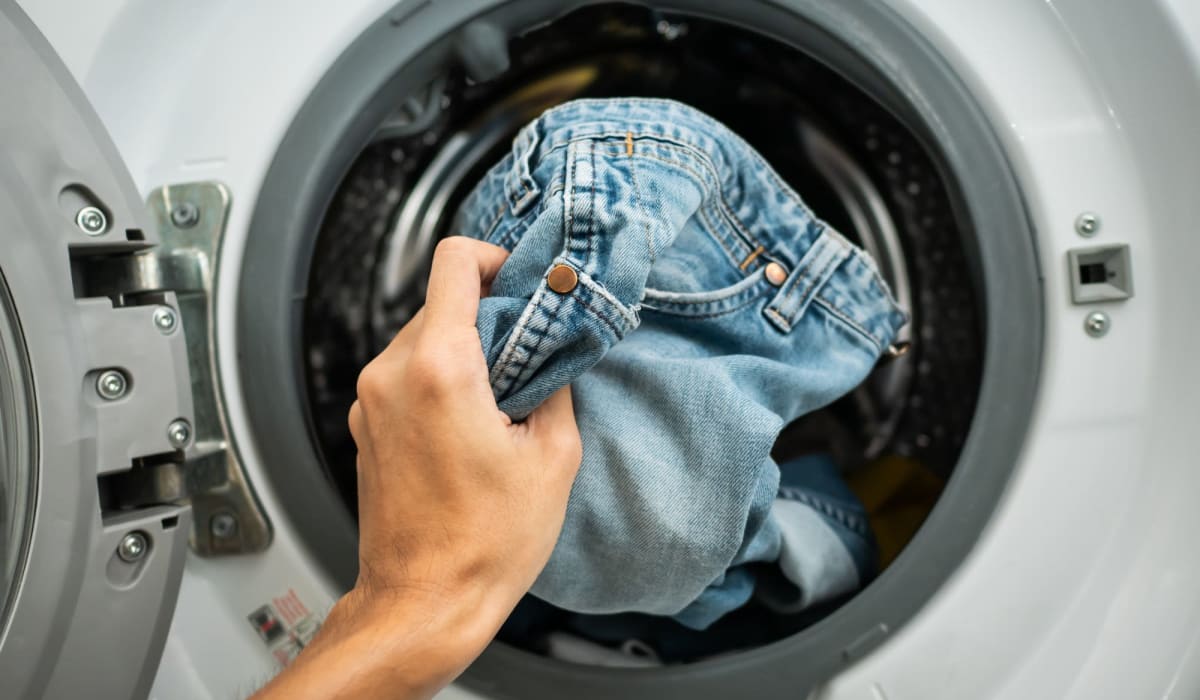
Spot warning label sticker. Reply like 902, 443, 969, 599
247, 588, 320, 668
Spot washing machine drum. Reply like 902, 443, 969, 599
236, 2, 1042, 698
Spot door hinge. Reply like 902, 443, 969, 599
75, 182, 271, 555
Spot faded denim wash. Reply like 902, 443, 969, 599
454, 98, 906, 629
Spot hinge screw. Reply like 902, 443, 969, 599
96, 370, 128, 400
210, 512, 238, 539
170, 202, 200, 229
153, 307, 178, 334
117, 531, 149, 562
76, 206, 108, 236
167, 418, 192, 448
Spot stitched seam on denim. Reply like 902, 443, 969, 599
576, 273, 639, 329
547, 135, 762, 258
489, 284, 550, 394
640, 286, 769, 319
562, 140, 582, 263
642, 267, 764, 304
696, 199, 746, 272
811, 296, 884, 354
778, 487, 870, 537
764, 245, 817, 331
541, 127, 823, 228
501, 310, 552, 394
587, 142, 597, 270
536, 129, 848, 280
626, 152, 656, 264
492, 211, 537, 252
632, 147, 762, 255
779, 251, 833, 325
578, 291, 627, 337
626, 138, 790, 254
480, 202, 507, 244
507, 124, 540, 210
764, 306, 791, 330
812, 255, 907, 342
628, 150, 755, 271
642, 269, 769, 314
503, 312, 554, 392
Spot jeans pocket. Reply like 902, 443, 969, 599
640, 266, 775, 317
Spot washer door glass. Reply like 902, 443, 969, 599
0, 269, 34, 633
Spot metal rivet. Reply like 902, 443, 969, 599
210, 512, 238, 539
1075, 212, 1101, 237
96, 370, 128, 400
547, 264, 579, 294
1084, 311, 1110, 337
886, 340, 912, 358
117, 531, 148, 562
765, 262, 789, 286
153, 307, 178, 334
167, 419, 192, 448
75, 206, 108, 236
170, 202, 200, 229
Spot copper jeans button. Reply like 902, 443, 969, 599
547, 264, 579, 294
765, 262, 789, 286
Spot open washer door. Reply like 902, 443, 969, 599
0, 3, 194, 697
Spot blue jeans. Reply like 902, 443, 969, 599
456, 98, 905, 629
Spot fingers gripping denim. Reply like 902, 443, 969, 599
455, 99, 906, 629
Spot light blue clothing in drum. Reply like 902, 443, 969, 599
455, 98, 905, 629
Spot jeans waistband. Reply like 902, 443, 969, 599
490, 98, 906, 352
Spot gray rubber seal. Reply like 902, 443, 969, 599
239, 1, 1042, 697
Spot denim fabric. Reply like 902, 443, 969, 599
455, 98, 906, 629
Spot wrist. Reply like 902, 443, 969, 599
254, 582, 509, 700
331, 579, 508, 678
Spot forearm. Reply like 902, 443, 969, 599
250, 585, 508, 700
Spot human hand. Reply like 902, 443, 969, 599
347, 235, 583, 620
252, 238, 581, 700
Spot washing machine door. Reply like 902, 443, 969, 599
0, 3, 193, 698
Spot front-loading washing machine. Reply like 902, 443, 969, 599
2, 0, 1199, 698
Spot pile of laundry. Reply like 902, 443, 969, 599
453, 98, 912, 660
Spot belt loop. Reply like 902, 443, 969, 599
763, 230, 850, 333
505, 119, 542, 215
